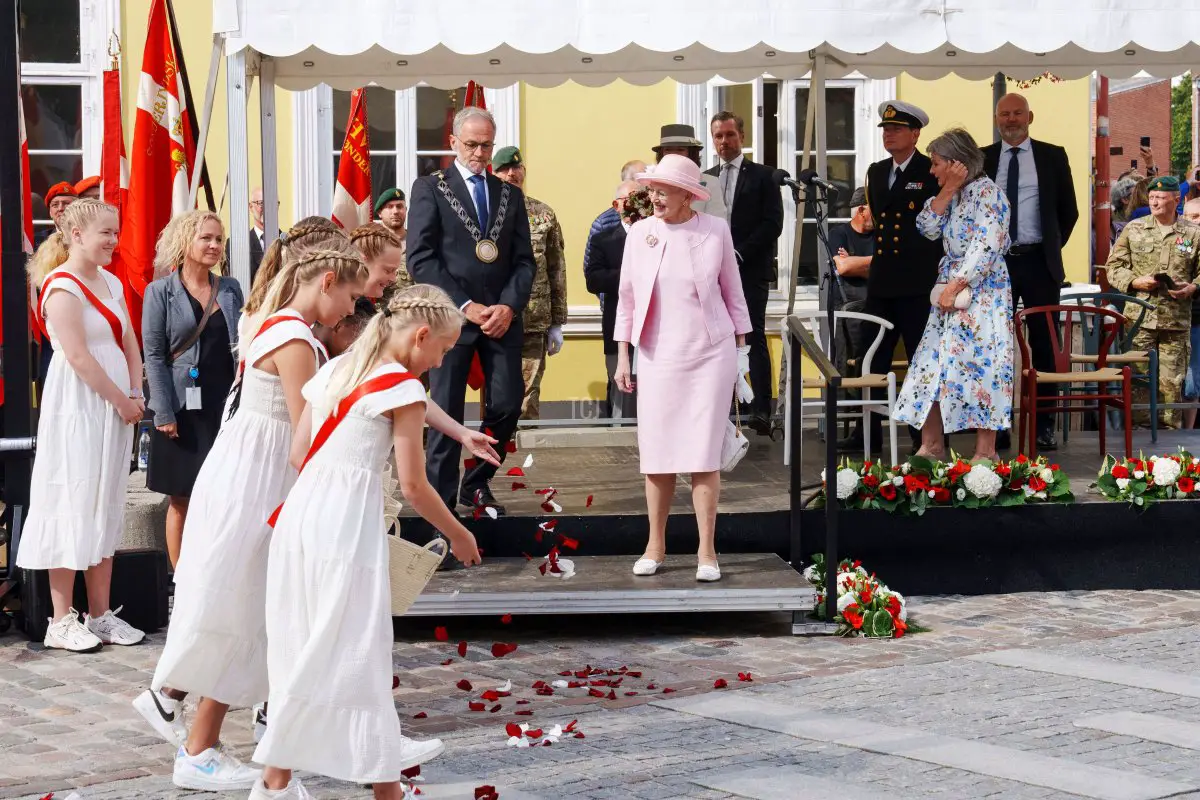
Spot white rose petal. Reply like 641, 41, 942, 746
1134, 470, 1145, 480
893, 476, 904, 486
523, 453, 534, 469
552, 680, 569, 689
927, 489, 936, 499
956, 488, 966, 501
901, 463, 911, 475
1040, 468, 1054, 483
1116, 477, 1130, 490
1135, 495, 1144, 505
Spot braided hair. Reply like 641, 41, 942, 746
244, 216, 346, 315
349, 222, 402, 261
323, 283, 464, 406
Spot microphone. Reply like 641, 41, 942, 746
773, 168, 838, 194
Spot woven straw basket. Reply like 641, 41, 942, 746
388, 535, 446, 616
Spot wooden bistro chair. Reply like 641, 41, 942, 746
1015, 304, 1133, 460
788, 309, 899, 467
1064, 292, 1158, 443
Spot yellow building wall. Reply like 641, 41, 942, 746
897, 75, 1092, 282
121, 1, 296, 239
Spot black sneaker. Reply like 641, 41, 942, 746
459, 485, 506, 517
1036, 431, 1058, 451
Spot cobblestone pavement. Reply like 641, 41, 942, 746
4, 589, 1200, 799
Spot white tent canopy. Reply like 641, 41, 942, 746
213, 0, 1200, 89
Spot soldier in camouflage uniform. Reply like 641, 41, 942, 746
375, 187, 413, 292
493, 146, 568, 419
1105, 176, 1200, 429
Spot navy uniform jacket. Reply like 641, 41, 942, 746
864, 151, 943, 299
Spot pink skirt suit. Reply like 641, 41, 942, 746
614, 212, 753, 474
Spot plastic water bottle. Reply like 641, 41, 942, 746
138, 428, 150, 471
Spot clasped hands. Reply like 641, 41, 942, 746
465, 302, 514, 338
1130, 274, 1197, 300
937, 277, 970, 310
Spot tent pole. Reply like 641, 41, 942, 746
259, 56, 279, 250
992, 72, 1005, 143
1093, 75, 1111, 288
188, 34, 223, 211
226, 47, 252, 291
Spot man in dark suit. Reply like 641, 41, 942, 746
705, 111, 784, 434
224, 187, 277, 286
863, 101, 943, 450
585, 179, 641, 418
408, 106, 535, 516
983, 93, 1078, 450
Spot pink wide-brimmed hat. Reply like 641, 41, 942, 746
636, 154, 710, 202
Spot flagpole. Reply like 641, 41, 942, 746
187, 34, 222, 210
165, 0, 215, 210
0, 0, 34, 513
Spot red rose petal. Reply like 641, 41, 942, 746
586, 494, 594, 507
456, 679, 473, 691
475, 787, 499, 800
517, 699, 530, 705
559, 535, 580, 551
738, 672, 753, 682
646, 683, 657, 690
481, 690, 500, 702
440, 658, 454, 666
511, 481, 526, 491
434, 626, 449, 642
627, 671, 642, 678
489, 704, 502, 713
532, 680, 547, 689
574, 732, 586, 739
540, 502, 557, 513
506, 722, 522, 737
491, 642, 518, 658
413, 711, 427, 719
606, 690, 617, 700
558, 670, 572, 676
587, 688, 604, 698
563, 719, 578, 732
522, 552, 534, 561
538, 563, 548, 575
625, 691, 638, 696
661, 687, 675, 694
468, 701, 485, 711
525, 728, 543, 739
402, 765, 421, 779
506, 467, 526, 477
392, 675, 400, 690
515, 709, 534, 715
713, 678, 728, 689
501, 613, 513, 624
505, 440, 518, 453
541, 739, 553, 746
457, 641, 468, 658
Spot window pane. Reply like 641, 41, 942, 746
333, 86, 396, 151
794, 86, 856, 152
23, 84, 82, 151
20, 0, 80, 63
762, 81, 779, 169
416, 86, 469, 151
715, 83, 755, 153
795, 154, 856, 220
29, 153, 82, 198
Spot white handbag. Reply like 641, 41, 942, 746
721, 390, 749, 472
930, 282, 971, 310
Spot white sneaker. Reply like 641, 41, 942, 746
43, 609, 103, 653
85, 606, 145, 645
251, 702, 267, 743
396, 734, 445, 770
248, 777, 312, 799
173, 744, 261, 791
133, 688, 187, 746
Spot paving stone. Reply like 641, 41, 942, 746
692, 766, 920, 799
968, 649, 1200, 697
1076, 711, 1200, 751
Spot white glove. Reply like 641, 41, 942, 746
735, 344, 754, 404
547, 325, 564, 356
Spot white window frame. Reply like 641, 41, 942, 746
293, 84, 520, 220
22, 0, 115, 228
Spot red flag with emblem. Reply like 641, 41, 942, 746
332, 88, 372, 230
123, 0, 194, 324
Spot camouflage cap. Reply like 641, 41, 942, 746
1148, 175, 1181, 193
491, 146, 523, 172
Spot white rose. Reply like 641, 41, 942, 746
836, 468, 860, 500
1151, 458, 1181, 487
901, 463, 911, 475
1116, 477, 1130, 491
962, 463, 1003, 499
956, 488, 966, 501
1135, 495, 1144, 506
1022, 485, 1035, 497
935, 467, 945, 478
1134, 470, 1145, 480
893, 476, 904, 486
802, 565, 819, 584
837, 592, 857, 612
1040, 468, 1054, 483
1150, 454, 1159, 461
1192, 458, 1199, 466
927, 489, 936, 499
1035, 491, 1046, 500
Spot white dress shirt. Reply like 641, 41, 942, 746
996, 139, 1042, 245
719, 154, 744, 218
888, 152, 915, 188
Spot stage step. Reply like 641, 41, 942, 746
515, 426, 638, 449
405, 553, 813, 616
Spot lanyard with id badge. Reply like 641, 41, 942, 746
185, 366, 203, 410
172, 275, 220, 412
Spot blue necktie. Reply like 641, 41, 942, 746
469, 174, 489, 228
1007, 147, 1020, 245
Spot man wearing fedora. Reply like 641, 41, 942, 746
652, 124, 726, 220
704, 111, 783, 434
862, 100, 943, 452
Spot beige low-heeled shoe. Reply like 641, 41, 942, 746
632, 558, 663, 576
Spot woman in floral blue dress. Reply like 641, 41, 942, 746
893, 127, 1014, 462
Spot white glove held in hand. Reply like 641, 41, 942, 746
547, 325, 564, 356
735, 344, 754, 404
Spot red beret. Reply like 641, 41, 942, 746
74, 176, 101, 196
44, 181, 77, 206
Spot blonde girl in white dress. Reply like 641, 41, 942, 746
17, 199, 146, 652
252, 284, 484, 800
134, 243, 368, 793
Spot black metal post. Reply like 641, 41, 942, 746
0, 0, 33, 577
823, 374, 840, 623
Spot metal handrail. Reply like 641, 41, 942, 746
785, 314, 841, 627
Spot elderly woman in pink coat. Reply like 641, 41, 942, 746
613, 154, 754, 582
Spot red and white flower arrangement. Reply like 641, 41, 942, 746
1093, 450, 1200, 507
802, 554, 908, 638
818, 453, 1073, 515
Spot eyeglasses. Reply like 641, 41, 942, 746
249, 200, 279, 208
459, 141, 495, 153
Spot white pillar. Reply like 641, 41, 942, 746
225, 48, 251, 291
259, 56, 279, 248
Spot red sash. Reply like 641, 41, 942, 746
34, 271, 124, 346
238, 314, 310, 378
267, 370, 417, 528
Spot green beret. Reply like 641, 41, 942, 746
491, 146, 523, 172
374, 187, 406, 215
1148, 175, 1181, 193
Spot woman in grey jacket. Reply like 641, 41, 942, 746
142, 211, 243, 568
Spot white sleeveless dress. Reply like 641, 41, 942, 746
253, 358, 425, 783
18, 269, 133, 571
152, 310, 324, 707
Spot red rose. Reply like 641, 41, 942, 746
842, 605, 864, 630
904, 474, 930, 493
1051, 464, 1060, 471
931, 487, 951, 503
863, 474, 880, 489
1016, 454, 1028, 464
1010, 477, 1024, 490
1111, 464, 1130, 479
995, 463, 1012, 477
1179, 477, 1196, 494
1028, 476, 1047, 492
863, 461, 873, 470
886, 595, 903, 617
879, 483, 897, 500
